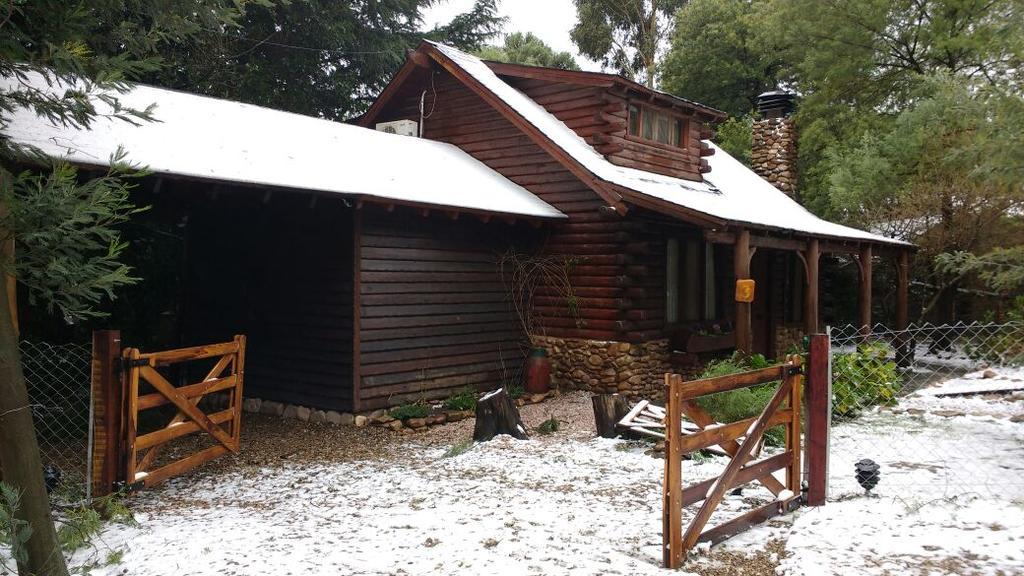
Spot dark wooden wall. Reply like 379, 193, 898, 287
503, 77, 705, 181
354, 209, 526, 410
185, 192, 355, 411
373, 71, 636, 342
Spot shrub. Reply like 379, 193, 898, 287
507, 383, 525, 400
831, 341, 901, 417
442, 388, 477, 411
0, 482, 30, 570
535, 415, 561, 435
695, 352, 785, 446
388, 403, 430, 421
442, 439, 474, 458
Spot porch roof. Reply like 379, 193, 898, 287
426, 42, 910, 247
2, 74, 566, 220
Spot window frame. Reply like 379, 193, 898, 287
627, 103, 690, 151
665, 237, 721, 327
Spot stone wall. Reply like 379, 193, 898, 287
532, 336, 672, 402
751, 117, 797, 197
774, 324, 806, 359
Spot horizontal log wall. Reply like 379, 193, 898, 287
355, 210, 526, 409
505, 78, 705, 181
375, 72, 634, 342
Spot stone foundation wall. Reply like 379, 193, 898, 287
532, 336, 671, 402
774, 324, 805, 358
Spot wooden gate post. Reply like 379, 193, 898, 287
90, 329, 123, 498
804, 333, 830, 506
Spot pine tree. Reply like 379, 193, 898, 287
0, 2, 263, 574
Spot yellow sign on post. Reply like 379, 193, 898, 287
735, 279, 756, 303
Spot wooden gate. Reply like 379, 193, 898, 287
663, 356, 803, 568
122, 336, 246, 489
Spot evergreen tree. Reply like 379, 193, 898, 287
661, 0, 781, 118
145, 0, 505, 120
477, 32, 580, 70
0, 2, 261, 574
569, 0, 686, 87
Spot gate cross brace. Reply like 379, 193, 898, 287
679, 376, 797, 556
139, 365, 239, 453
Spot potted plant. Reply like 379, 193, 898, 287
498, 249, 580, 394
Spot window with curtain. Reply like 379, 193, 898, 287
666, 238, 719, 324
628, 104, 687, 148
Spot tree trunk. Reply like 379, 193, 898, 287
592, 394, 630, 438
0, 277, 69, 576
473, 388, 528, 442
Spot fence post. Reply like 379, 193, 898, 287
90, 330, 122, 498
804, 333, 830, 506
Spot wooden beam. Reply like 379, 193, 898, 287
352, 210, 363, 412
735, 229, 753, 355
896, 250, 909, 330
805, 238, 820, 335
663, 374, 684, 569
90, 330, 123, 497
805, 334, 830, 506
858, 244, 873, 334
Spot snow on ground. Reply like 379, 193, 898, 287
58, 381, 1024, 576
70, 426, 754, 576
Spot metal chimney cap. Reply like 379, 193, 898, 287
756, 90, 797, 119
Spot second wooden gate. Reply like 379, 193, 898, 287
663, 356, 803, 568
122, 336, 246, 489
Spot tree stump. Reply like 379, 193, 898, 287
592, 394, 631, 438
473, 388, 528, 441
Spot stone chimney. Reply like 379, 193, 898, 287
751, 90, 798, 198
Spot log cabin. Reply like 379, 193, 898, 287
358, 41, 913, 400
4, 42, 912, 412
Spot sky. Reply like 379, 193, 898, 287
421, 0, 603, 72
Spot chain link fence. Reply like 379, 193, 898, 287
20, 340, 93, 506
825, 321, 1024, 501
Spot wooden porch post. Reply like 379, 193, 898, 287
734, 229, 752, 354
857, 244, 872, 335
896, 250, 909, 330
894, 250, 912, 366
804, 239, 820, 336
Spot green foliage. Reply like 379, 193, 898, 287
831, 341, 901, 418
570, 0, 686, 86
661, 0, 781, 118
712, 115, 754, 166
442, 387, 478, 412
389, 402, 430, 421
937, 247, 1024, 296
145, 0, 504, 120
477, 32, 580, 70
700, 352, 770, 378
3, 158, 145, 321
442, 438, 475, 458
57, 507, 102, 552
0, 482, 32, 570
827, 76, 1023, 318
507, 383, 526, 400
696, 353, 783, 445
535, 415, 562, 435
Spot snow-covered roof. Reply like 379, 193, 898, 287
429, 42, 909, 246
1, 74, 565, 220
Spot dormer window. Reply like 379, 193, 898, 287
628, 104, 687, 148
